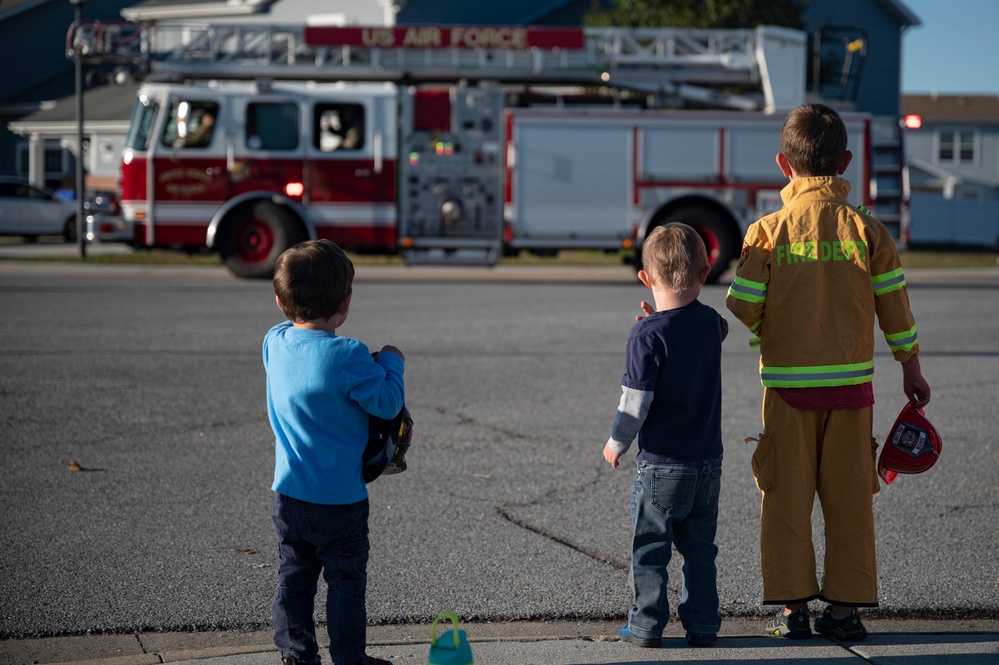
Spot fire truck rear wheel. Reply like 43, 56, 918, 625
218, 202, 305, 279
650, 206, 739, 284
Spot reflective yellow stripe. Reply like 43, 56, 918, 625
872, 268, 906, 296
728, 276, 767, 304
885, 326, 918, 352
760, 360, 875, 387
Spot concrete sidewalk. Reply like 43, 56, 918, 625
3, 619, 997, 665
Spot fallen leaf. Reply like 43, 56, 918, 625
68, 460, 85, 472
236, 548, 256, 555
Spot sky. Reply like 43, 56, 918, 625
901, 0, 999, 95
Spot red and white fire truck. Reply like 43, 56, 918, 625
70, 21, 908, 280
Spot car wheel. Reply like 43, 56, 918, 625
63, 217, 77, 243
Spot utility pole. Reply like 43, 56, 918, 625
70, 0, 87, 259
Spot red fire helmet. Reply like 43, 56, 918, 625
878, 402, 942, 484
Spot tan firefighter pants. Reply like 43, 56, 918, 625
752, 388, 881, 607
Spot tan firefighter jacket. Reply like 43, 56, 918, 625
726, 177, 919, 388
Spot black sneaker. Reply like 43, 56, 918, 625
619, 624, 660, 647
768, 607, 811, 639
281, 657, 319, 665
813, 606, 868, 641
345, 656, 394, 665
686, 632, 717, 647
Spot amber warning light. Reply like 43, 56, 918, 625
904, 114, 922, 130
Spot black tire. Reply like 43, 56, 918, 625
216, 201, 306, 279
652, 205, 740, 284
63, 217, 77, 244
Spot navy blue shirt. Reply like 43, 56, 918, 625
615, 299, 724, 463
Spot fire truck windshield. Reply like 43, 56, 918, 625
125, 96, 159, 151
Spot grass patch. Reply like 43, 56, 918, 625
7, 249, 225, 266
3, 245, 995, 269
899, 249, 998, 268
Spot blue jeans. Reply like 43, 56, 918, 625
627, 458, 722, 639
272, 494, 370, 665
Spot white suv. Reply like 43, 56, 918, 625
0, 176, 77, 242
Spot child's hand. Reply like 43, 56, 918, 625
902, 355, 930, 408
603, 441, 621, 469
635, 300, 655, 322
379, 345, 405, 361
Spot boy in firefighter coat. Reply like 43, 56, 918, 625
726, 104, 931, 641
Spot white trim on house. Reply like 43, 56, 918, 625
908, 156, 964, 198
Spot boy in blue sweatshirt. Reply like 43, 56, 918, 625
264, 240, 404, 665
603, 223, 727, 649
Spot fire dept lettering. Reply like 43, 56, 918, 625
774, 240, 867, 266
158, 167, 212, 196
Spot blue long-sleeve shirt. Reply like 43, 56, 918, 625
264, 322, 405, 504
608, 300, 724, 463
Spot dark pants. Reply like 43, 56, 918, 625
272, 493, 370, 665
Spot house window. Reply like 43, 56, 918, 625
15, 142, 69, 178
937, 130, 976, 164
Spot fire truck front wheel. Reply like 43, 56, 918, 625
217, 202, 306, 279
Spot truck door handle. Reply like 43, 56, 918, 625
355, 169, 372, 177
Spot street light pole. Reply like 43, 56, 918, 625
70, 0, 86, 259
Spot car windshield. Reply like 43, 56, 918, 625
125, 96, 159, 151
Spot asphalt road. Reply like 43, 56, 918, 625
1, 260, 997, 639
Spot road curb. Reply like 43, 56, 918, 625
5, 619, 999, 664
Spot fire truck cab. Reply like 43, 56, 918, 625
122, 81, 397, 277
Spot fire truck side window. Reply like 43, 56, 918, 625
314, 103, 365, 152
161, 101, 220, 149
246, 102, 299, 151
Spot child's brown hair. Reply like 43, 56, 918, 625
642, 223, 708, 292
779, 103, 848, 177
273, 239, 354, 322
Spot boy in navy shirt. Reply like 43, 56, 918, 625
264, 240, 404, 665
603, 223, 727, 649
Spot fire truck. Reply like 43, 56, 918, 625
69, 21, 908, 280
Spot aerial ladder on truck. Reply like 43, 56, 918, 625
69, 21, 806, 112
67, 20, 906, 278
